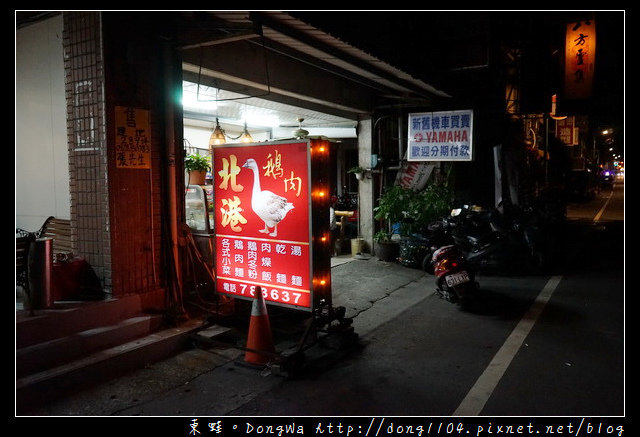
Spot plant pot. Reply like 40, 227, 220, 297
374, 240, 400, 262
188, 170, 207, 185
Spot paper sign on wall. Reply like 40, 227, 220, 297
114, 106, 151, 169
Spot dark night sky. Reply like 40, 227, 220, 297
290, 11, 624, 146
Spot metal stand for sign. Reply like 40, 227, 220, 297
271, 301, 357, 376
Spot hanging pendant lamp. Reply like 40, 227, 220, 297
209, 117, 226, 147
239, 122, 254, 143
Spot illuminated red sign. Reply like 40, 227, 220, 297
213, 141, 313, 310
564, 19, 596, 100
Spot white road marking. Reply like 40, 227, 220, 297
453, 275, 563, 416
593, 189, 614, 222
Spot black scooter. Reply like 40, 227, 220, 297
447, 202, 549, 275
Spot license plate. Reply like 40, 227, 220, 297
446, 271, 470, 287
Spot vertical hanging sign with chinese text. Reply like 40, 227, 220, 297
408, 109, 474, 161
213, 141, 313, 310
114, 106, 151, 169
555, 116, 577, 146
564, 19, 596, 100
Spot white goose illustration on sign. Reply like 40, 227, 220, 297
242, 158, 294, 237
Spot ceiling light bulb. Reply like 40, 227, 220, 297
209, 118, 226, 147
240, 122, 254, 143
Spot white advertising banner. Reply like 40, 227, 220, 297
408, 109, 474, 162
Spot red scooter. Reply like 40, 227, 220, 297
431, 244, 479, 305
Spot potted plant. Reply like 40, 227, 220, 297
374, 183, 451, 267
185, 153, 211, 185
348, 165, 365, 181
399, 183, 452, 268
373, 229, 400, 261
404, 183, 451, 234
373, 185, 409, 262
374, 184, 410, 231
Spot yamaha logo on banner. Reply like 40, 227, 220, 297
408, 109, 474, 162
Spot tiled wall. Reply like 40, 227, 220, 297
63, 12, 111, 292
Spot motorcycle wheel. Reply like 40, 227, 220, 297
435, 277, 456, 303
422, 251, 435, 274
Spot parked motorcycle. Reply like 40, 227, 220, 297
420, 218, 456, 274
446, 202, 551, 275
420, 197, 560, 303
431, 244, 479, 305
414, 218, 477, 304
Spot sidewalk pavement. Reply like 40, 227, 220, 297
22, 254, 431, 416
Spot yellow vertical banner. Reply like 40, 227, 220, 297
115, 106, 151, 169
564, 19, 596, 100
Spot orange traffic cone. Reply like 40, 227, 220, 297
245, 287, 275, 365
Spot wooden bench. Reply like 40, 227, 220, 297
37, 216, 73, 261
16, 216, 73, 286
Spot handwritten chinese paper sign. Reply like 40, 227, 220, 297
213, 141, 313, 310
114, 106, 151, 169
408, 109, 474, 162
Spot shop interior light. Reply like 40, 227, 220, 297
209, 117, 226, 147
239, 122, 254, 143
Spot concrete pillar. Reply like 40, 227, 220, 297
357, 118, 374, 253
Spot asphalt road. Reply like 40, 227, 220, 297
229, 179, 626, 417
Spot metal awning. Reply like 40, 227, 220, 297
177, 11, 449, 137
